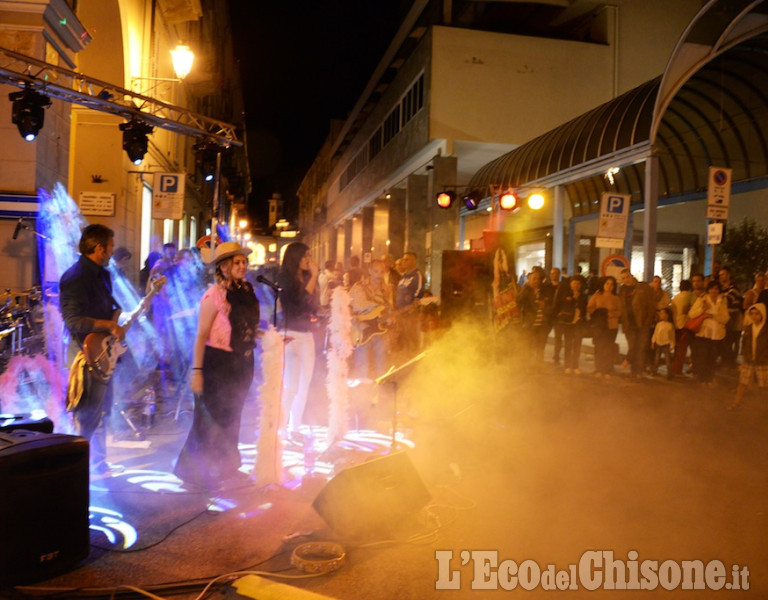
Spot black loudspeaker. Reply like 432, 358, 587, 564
0, 413, 54, 433
440, 250, 492, 325
312, 452, 430, 538
0, 430, 90, 586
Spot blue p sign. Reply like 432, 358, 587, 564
159, 175, 178, 193
606, 195, 624, 214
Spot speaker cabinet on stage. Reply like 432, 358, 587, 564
0, 413, 54, 434
312, 452, 430, 539
0, 430, 89, 587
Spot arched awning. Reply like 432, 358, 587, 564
469, 0, 768, 217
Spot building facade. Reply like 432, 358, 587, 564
0, 0, 248, 292
297, 0, 702, 296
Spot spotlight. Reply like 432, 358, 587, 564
194, 142, 220, 182
499, 190, 519, 211
528, 193, 545, 210
436, 190, 455, 209
463, 189, 482, 210
119, 119, 154, 165
9, 88, 51, 142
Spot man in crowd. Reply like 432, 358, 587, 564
349, 259, 394, 379
60, 224, 125, 476
547, 267, 566, 365
718, 266, 742, 369
394, 251, 425, 357
618, 269, 657, 378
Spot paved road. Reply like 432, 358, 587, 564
15, 324, 767, 599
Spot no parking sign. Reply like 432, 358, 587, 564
601, 254, 630, 279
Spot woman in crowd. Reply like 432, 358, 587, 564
688, 280, 729, 387
742, 270, 765, 310
555, 275, 588, 374
277, 242, 319, 438
175, 242, 260, 490
587, 275, 622, 378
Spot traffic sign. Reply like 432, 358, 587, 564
706, 166, 731, 220
596, 193, 630, 248
601, 254, 630, 278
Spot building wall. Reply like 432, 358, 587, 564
430, 26, 615, 147
326, 30, 432, 225
608, 0, 702, 94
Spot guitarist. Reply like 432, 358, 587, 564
350, 260, 393, 379
60, 224, 125, 476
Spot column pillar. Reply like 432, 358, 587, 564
643, 155, 659, 282
388, 189, 406, 260
429, 156, 458, 297
406, 174, 428, 275
552, 185, 565, 269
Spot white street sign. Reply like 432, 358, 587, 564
596, 193, 630, 248
707, 222, 724, 245
152, 173, 185, 220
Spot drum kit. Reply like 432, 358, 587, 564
0, 286, 47, 369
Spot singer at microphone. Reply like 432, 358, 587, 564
256, 274, 282, 292
12, 218, 24, 240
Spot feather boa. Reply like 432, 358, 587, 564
326, 286, 353, 444
254, 326, 284, 485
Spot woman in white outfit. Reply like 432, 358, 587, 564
276, 242, 318, 437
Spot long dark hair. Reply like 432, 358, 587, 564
280, 242, 309, 281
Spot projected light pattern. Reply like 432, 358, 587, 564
148, 250, 206, 389
89, 506, 139, 549
0, 354, 72, 432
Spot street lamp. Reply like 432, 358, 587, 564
170, 44, 194, 80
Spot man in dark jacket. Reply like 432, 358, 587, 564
60, 224, 125, 475
618, 269, 657, 377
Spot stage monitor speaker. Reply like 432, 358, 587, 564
0, 429, 90, 587
312, 451, 430, 539
0, 413, 54, 434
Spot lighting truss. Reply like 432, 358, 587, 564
0, 47, 241, 147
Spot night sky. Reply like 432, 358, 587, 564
228, 1, 407, 228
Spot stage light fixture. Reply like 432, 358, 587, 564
499, 190, 519, 211
463, 189, 482, 210
194, 142, 220, 182
9, 88, 51, 142
528, 193, 545, 210
436, 190, 455, 209
119, 119, 154, 165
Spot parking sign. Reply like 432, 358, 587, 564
596, 192, 630, 248
152, 173, 185, 220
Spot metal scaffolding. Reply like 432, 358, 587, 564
0, 47, 241, 147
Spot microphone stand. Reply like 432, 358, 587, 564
16, 223, 51, 242
271, 289, 278, 328
374, 350, 428, 452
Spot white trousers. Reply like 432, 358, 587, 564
282, 329, 315, 432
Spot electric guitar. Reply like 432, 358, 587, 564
83, 275, 167, 382
350, 296, 438, 348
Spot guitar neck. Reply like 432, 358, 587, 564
122, 279, 164, 333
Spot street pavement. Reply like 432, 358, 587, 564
9, 323, 768, 599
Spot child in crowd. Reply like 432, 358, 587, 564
651, 307, 675, 378
729, 303, 768, 410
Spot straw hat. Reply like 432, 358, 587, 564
202, 241, 251, 264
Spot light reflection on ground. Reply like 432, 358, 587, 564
89, 427, 415, 548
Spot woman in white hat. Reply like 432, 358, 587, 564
276, 242, 318, 438
174, 241, 260, 490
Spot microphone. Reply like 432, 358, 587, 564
256, 275, 282, 292
12, 218, 23, 240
